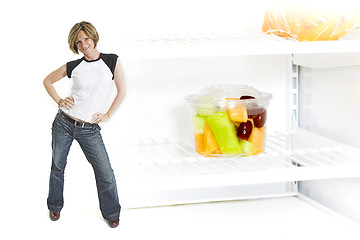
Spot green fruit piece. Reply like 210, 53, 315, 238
206, 111, 243, 155
192, 115, 206, 135
196, 98, 216, 116
196, 107, 216, 117
239, 140, 253, 156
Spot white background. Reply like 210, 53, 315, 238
2, 0, 360, 237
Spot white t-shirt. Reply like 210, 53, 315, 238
60, 53, 118, 123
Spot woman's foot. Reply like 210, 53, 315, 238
107, 218, 119, 228
49, 211, 60, 221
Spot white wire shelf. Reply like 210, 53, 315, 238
109, 128, 360, 191
118, 32, 360, 58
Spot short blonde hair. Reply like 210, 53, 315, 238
68, 21, 99, 54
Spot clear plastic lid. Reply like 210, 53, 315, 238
185, 84, 272, 107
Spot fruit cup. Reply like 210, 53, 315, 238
185, 84, 272, 157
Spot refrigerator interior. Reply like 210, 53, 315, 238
84, 5, 360, 230
97, 37, 360, 215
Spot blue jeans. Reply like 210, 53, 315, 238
47, 111, 121, 221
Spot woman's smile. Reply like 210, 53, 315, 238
81, 45, 90, 52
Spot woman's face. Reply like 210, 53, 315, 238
75, 30, 95, 54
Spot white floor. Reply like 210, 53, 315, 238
2, 196, 360, 239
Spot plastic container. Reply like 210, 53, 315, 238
185, 84, 272, 157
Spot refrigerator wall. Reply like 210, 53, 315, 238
298, 59, 360, 149
296, 54, 360, 224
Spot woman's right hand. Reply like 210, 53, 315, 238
58, 97, 75, 110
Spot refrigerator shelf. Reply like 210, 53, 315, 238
118, 31, 360, 58
109, 128, 360, 191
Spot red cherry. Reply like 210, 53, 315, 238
253, 108, 267, 128
237, 120, 253, 140
240, 95, 255, 100
240, 95, 267, 128
247, 106, 260, 118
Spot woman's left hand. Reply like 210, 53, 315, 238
91, 113, 110, 124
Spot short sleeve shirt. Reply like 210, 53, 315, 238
60, 53, 118, 122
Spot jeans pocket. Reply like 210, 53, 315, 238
94, 124, 101, 132
52, 114, 62, 131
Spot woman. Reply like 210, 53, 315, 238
43, 21, 126, 228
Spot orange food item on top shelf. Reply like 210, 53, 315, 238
262, 5, 360, 41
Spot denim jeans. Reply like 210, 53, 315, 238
47, 111, 121, 221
